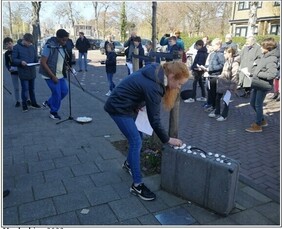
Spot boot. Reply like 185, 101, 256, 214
245, 123, 262, 133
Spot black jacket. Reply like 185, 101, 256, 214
104, 63, 170, 143
75, 36, 90, 53
5, 50, 18, 75
191, 46, 208, 72
106, 51, 117, 73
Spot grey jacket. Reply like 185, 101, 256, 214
238, 43, 261, 87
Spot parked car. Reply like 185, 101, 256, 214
141, 38, 162, 54
88, 38, 103, 50
100, 41, 125, 56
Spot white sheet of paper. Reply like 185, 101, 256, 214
240, 67, 251, 78
135, 107, 153, 136
223, 90, 231, 105
27, 63, 40, 67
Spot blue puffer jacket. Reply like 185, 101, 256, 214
104, 63, 170, 143
12, 39, 38, 80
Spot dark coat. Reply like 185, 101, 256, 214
12, 39, 38, 80
191, 46, 208, 72
104, 63, 170, 143
106, 51, 117, 74
75, 36, 90, 53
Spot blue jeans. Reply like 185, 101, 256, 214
79, 52, 88, 71
20, 78, 37, 106
45, 78, 68, 113
110, 114, 143, 184
250, 89, 267, 125
107, 73, 115, 91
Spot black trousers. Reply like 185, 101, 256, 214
215, 93, 229, 118
192, 71, 206, 98
207, 77, 217, 108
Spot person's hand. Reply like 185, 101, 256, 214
168, 137, 183, 147
51, 76, 58, 84
21, 61, 27, 66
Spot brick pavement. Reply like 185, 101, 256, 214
2, 50, 280, 226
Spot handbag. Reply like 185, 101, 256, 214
251, 76, 272, 91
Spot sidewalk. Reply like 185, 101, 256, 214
2, 59, 280, 226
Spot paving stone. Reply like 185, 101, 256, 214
53, 192, 90, 214
253, 202, 280, 224
44, 167, 74, 182
95, 158, 123, 172
138, 214, 161, 225
70, 161, 100, 176
3, 186, 34, 208
228, 209, 276, 225
3, 163, 28, 177
3, 206, 19, 225
84, 185, 120, 206
33, 180, 66, 200
28, 159, 55, 173
19, 199, 57, 223
140, 196, 169, 213
90, 171, 122, 186
109, 197, 149, 221
62, 175, 96, 193
15, 172, 45, 188
156, 190, 187, 207
77, 204, 118, 225
236, 189, 268, 209
111, 181, 133, 198
38, 149, 63, 160
40, 211, 80, 225
53, 155, 80, 168
240, 186, 272, 203
206, 217, 237, 225
115, 218, 141, 225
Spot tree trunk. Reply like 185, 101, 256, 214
93, 2, 99, 38
152, 2, 157, 51
8, 2, 13, 37
31, 2, 41, 58
247, 2, 258, 37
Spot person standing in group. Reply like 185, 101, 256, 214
105, 43, 117, 96
270, 42, 280, 102
4, 37, 21, 107
104, 35, 115, 56
12, 33, 41, 112
160, 30, 185, 51
185, 39, 208, 103
245, 38, 279, 133
75, 32, 90, 72
238, 36, 261, 98
104, 61, 190, 201
221, 34, 238, 53
203, 38, 225, 115
212, 47, 240, 121
132, 36, 145, 69
39, 29, 70, 120
124, 31, 138, 75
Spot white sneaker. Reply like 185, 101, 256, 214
208, 110, 217, 118
184, 98, 195, 103
196, 97, 207, 102
216, 116, 227, 121
105, 90, 111, 96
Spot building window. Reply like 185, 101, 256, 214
238, 1, 262, 10
273, 1, 280, 6
238, 2, 249, 10
270, 25, 280, 35
235, 27, 247, 37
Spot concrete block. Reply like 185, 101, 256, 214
3, 186, 34, 208
54, 155, 80, 168
38, 149, 63, 161
15, 172, 45, 188
28, 159, 55, 173
138, 214, 161, 225
253, 202, 280, 224
19, 199, 56, 223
